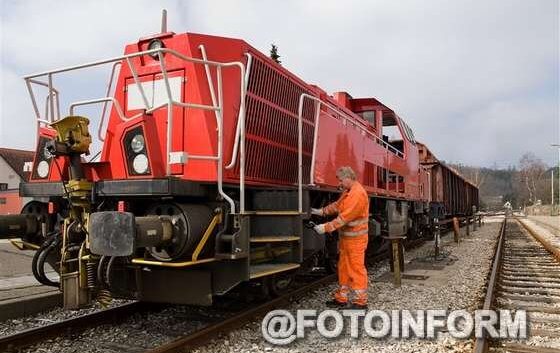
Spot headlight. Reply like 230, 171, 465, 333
124, 126, 150, 175
37, 160, 50, 178
132, 154, 149, 174
148, 39, 164, 59
130, 134, 145, 153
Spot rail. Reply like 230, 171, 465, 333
473, 218, 506, 353
23, 46, 248, 214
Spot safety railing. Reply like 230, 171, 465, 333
23, 46, 248, 215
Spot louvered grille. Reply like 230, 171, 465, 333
237, 55, 316, 184
363, 161, 376, 187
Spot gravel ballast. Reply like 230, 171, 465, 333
0, 217, 511, 352
193, 217, 505, 353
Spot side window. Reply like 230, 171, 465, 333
357, 111, 376, 127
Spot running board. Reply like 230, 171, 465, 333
249, 263, 300, 279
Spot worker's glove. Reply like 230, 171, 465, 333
313, 223, 326, 234
311, 208, 323, 216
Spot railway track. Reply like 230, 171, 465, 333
0, 273, 337, 353
474, 218, 560, 353
0, 301, 152, 352
0, 235, 433, 352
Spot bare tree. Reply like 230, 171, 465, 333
518, 152, 547, 205
450, 163, 487, 188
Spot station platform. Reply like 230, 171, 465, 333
0, 240, 61, 320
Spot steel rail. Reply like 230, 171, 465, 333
0, 301, 150, 351
144, 274, 337, 353
144, 238, 428, 353
473, 217, 506, 353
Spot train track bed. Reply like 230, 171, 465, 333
0, 218, 492, 353
188, 217, 503, 353
0, 254, 392, 352
476, 219, 560, 353
0, 229, 436, 353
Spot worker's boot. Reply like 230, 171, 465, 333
349, 289, 368, 310
349, 302, 368, 310
325, 299, 348, 308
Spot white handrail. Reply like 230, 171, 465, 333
24, 46, 248, 215
98, 62, 122, 141
154, 50, 246, 214
28, 79, 60, 123
225, 53, 252, 170
69, 97, 127, 122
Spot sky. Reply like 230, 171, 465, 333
0, 0, 558, 168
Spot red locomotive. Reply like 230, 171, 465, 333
0, 19, 478, 308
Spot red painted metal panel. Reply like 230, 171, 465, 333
24, 30, 474, 205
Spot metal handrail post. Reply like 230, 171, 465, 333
25, 79, 41, 123
98, 62, 121, 141
216, 66, 236, 214
226, 53, 252, 170
310, 100, 321, 185
69, 98, 126, 122
47, 74, 54, 122
297, 97, 303, 213
125, 57, 151, 111
157, 52, 174, 176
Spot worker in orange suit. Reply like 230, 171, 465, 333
311, 166, 370, 309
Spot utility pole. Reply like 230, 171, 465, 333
553, 144, 560, 208
553, 169, 555, 207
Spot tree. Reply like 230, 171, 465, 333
451, 163, 487, 189
270, 44, 281, 64
518, 152, 547, 205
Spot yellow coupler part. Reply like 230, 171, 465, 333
131, 258, 216, 267
10, 239, 40, 251
50, 116, 92, 153
66, 179, 93, 201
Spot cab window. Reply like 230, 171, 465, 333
357, 111, 376, 126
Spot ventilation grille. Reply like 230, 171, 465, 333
363, 161, 376, 187
236, 55, 316, 184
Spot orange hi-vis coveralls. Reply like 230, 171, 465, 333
321, 181, 369, 305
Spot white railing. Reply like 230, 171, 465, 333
23, 46, 248, 215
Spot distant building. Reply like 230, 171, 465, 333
0, 148, 34, 214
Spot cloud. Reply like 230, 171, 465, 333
1, 0, 558, 167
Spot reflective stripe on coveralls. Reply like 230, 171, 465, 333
321, 182, 369, 236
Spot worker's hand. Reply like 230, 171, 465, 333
313, 223, 326, 234
310, 208, 323, 216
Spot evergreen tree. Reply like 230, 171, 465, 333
270, 44, 281, 64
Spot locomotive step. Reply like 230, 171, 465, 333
250, 236, 300, 243
249, 263, 300, 279
242, 211, 302, 216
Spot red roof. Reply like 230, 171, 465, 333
0, 147, 34, 181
